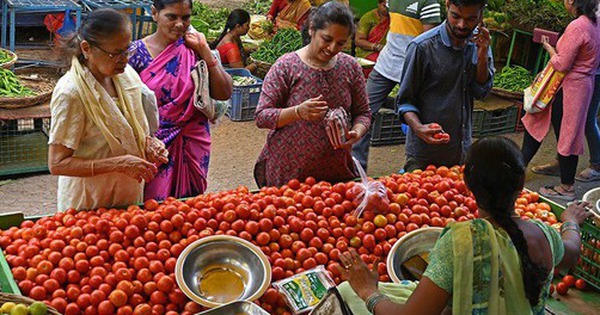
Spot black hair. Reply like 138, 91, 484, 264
464, 136, 548, 307
153, 0, 193, 11
60, 8, 130, 66
210, 9, 251, 52
448, 0, 488, 7
301, 1, 356, 46
573, 0, 598, 24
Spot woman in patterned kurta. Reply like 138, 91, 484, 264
254, 2, 371, 187
128, 0, 232, 200
521, 0, 600, 200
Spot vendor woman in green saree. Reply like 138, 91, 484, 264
339, 136, 592, 315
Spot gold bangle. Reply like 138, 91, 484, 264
294, 106, 302, 120
91, 161, 95, 177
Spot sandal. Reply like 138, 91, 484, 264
575, 167, 600, 182
539, 185, 575, 201
531, 162, 560, 177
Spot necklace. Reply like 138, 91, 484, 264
306, 54, 336, 69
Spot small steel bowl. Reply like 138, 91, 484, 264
175, 235, 271, 308
386, 227, 443, 283
197, 300, 269, 315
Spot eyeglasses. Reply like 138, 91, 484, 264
92, 43, 136, 60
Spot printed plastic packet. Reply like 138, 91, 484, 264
272, 266, 336, 314
324, 107, 349, 149
350, 157, 390, 218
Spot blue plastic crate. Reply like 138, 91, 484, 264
225, 68, 263, 122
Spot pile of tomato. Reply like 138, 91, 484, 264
0, 166, 561, 315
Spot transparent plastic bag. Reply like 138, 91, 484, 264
324, 107, 349, 149
272, 266, 336, 314
350, 157, 390, 218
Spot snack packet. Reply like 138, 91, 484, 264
350, 157, 390, 218
273, 266, 336, 314
324, 107, 349, 149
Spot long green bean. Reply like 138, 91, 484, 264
251, 29, 303, 64
493, 65, 534, 92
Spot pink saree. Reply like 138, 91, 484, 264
136, 39, 210, 200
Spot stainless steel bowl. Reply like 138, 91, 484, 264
175, 235, 271, 308
197, 300, 269, 315
582, 187, 600, 225
386, 227, 443, 283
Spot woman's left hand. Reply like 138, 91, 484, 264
146, 136, 169, 165
341, 124, 367, 149
184, 31, 212, 57
337, 249, 380, 301
541, 36, 557, 56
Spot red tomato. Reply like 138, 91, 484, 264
574, 279, 587, 290
556, 282, 569, 295
562, 275, 576, 287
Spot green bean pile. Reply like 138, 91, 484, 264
251, 29, 303, 64
493, 65, 534, 92
0, 68, 34, 97
0, 49, 12, 64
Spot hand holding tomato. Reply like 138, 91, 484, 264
415, 123, 450, 145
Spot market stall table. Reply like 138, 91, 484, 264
1, 0, 82, 52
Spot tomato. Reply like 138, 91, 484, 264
556, 282, 569, 295
562, 275, 576, 287
574, 279, 587, 290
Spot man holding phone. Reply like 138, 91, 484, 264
351, 0, 442, 171
396, 0, 494, 171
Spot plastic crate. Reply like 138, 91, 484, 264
573, 219, 600, 291
370, 108, 405, 146
0, 118, 50, 176
225, 68, 263, 122
515, 101, 525, 132
472, 105, 519, 137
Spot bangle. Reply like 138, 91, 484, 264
365, 292, 389, 314
560, 221, 580, 233
205, 57, 218, 68
91, 161, 95, 177
560, 227, 580, 236
294, 106, 302, 120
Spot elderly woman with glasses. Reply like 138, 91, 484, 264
48, 8, 169, 211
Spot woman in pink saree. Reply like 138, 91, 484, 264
129, 0, 232, 200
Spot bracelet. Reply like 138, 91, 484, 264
365, 292, 389, 314
205, 57, 218, 68
560, 221, 580, 234
294, 106, 302, 120
91, 161, 95, 177
560, 226, 580, 236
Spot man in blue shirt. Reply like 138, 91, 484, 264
397, 0, 494, 171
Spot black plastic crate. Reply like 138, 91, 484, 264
0, 118, 50, 176
472, 105, 519, 137
370, 108, 405, 146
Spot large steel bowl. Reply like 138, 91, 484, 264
582, 187, 600, 225
175, 235, 271, 308
387, 227, 443, 283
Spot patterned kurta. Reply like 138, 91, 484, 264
254, 52, 371, 187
